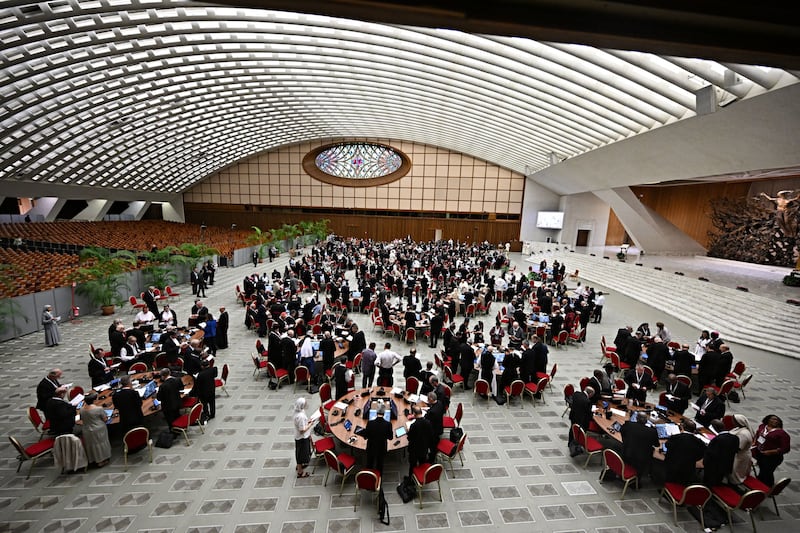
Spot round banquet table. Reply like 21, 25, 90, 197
327, 386, 428, 452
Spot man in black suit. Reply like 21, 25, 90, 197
156, 368, 183, 427
190, 267, 201, 296
613, 326, 632, 352
346, 324, 366, 360
532, 335, 549, 377
716, 344, 734, 386
694, 387, 725, 427
458, 340, 474, 389
183, 340, 205, 375
113, 375, 144, 433
403, 349, 422, 380
88, 348, 115, 387
622, 331, 644, 369
319, 331, 337, 375
697, 347, 720, 393
662, 420, 706, 484
143, 286, 159, 316
620, 414, 660, 480
406, 406, 434, 476
36, 368, 63, 415
425, 392, 446, 460
429, 307, 444, 348
519, 340, 536, 383
216, 307, 229, 349
625, 364, 652, 405
192, 360, 218, 422
109, 323, 126, 357
281, 330, 298, 383
45, 387, 77, 436
671, 343, 694, 378
645, 337, 669, 386
662, 374, 691, 414
568, 386, 595, 446
703, 420, 739, 486
363, 404, 393, 474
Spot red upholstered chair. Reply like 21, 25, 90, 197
68, 386, 85, 401
323, 449, 357, 496
675, 374, 692, 387
311, 435, 336, 474
743, 476, 791, 517
181, 396, 199, 409
123, 427, 153, 471
555, 330, 569, 348
524, 376, 549, 406
444, 365, 464, 391
294, 366, 311, 393
319, 383, 336, 412
411, 463, 444, 509
561, 384, 575, 418
504, 380, 525, 408
9, 435, 55, 479
600, 449, 638, 499
537, 363, 557, 391
27, 406, 51, 440
352, 352, 363, 375
735, 374, 753, 399
728, 360, 746, 381
255, 340, 268, 357
443, 402, 463, 430
165, 285, 181, 301
436, 433, 467, 475
171, 403, 205, 446
406, 375, 420, 395
711, 486, 767, 532
473, 379, 490, 405
353, 468, 382, 511
251, 354, 269, 379
267, 362, 289, 389
609, 352, 630, 371
572, 424, 604, 468
660, 483, 712, 529
129, 361, 148, 373
215, 363, 230, 396
405, 327, 417, 345
129, 295, 147, 313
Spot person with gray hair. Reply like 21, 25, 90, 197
424, 391, 446, 451
362, 402, 393, 473
293, 397, 314, 477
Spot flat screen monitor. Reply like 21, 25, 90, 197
536, 211, 564, 229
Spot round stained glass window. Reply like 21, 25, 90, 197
302, 142, 411, 187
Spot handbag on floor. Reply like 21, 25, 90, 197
397, 476, 417, 503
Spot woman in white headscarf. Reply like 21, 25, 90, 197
42, 304, 61, 347
728, 414, 754, 484
293, 397, 314, 478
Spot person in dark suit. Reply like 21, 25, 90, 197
143, 286, 159, 316
663, 420, 706, 484
190, 267, 202, 296
589, 369, 613, 395
697, 348, 720, 393
429, 308, 444, 348
363, 404, 393, 474
319, 331, 337, 375
694, 387, 725, 427
112, 375, 144, 433
425, 391, 446, 451
36, 368, 63, 414
662, 374, 691, 414
568, 386, 595, 445
347, 324, 366, 360
613, 326, 632, 352
625, 364, 652, 404
645, 337, 669, 386
671, 343, 694, 378
156, 368, 182, 427
703, 420, 740, 486
406, 406, 434, 476
45, 387, 77, 436
192, 360, 218, 422
183, 340, 204, 375
716, 344, 734, 386
458, 341, 474, 389
216, 307, 229, 349
620, 414, 660, 480
403, 349, 422, 379
519, 340, 536, 383
88, 348, 115, 387
281, 330, 298, 383
532, 336, 549, 376
622, 332, 644, 368
334, 356, 350, 400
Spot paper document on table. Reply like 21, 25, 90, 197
95, 384, 110, 392
407, 394, 420, 404
610, 408, 627, 418
391, 387, 403, 396
333, 401, 349, 410
181, 388, 192, 395
406, 419, 416, 430
69, 393, 84, 406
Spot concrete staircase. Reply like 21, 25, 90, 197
526, 251, 800, 359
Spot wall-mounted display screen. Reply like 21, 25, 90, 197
536, 211, 564, 229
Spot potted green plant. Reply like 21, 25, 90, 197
71, 247, 137, 315
246, 226, 271, 262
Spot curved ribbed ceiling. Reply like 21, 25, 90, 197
1, 0, 797, 194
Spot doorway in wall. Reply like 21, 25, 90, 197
576, 229, 590, 247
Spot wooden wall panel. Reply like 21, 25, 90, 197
605, 209, 627, 245
631, 182, 751, 247
184, 203, 521, 246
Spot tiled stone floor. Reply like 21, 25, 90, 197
0, 250, 798, 532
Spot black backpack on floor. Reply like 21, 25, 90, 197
397, 476, 417, 503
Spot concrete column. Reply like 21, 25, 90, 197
122, 201, 150, 220
593, 187, 706, 255
27, 197, 66, 222
74, 199, 111, 221
162, 197, 185, 223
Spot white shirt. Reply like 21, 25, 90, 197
595, 295, 606, 306
293, 410, 311, 440
376, 349, 401, 369
136, 310, 155, 325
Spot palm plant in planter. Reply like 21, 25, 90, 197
71, 247, 137, 315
